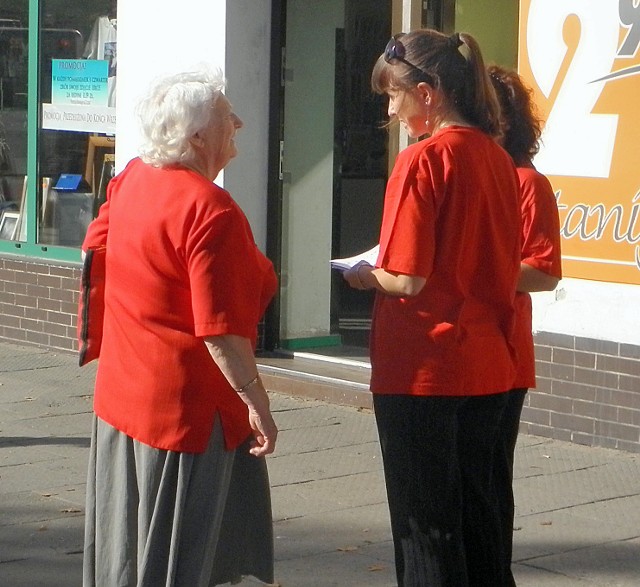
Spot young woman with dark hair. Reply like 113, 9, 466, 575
344, 30, 522, 586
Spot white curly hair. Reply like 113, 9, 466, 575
136, 67, 226, 167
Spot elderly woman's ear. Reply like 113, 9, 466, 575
190, 131, 205, 148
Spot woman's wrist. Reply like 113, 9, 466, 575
237, 375, 271, 411
235, 373, 261, 393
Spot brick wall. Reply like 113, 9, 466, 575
0, 255, 81, 352
0, 254, 265, 355
525, 332, 640, 453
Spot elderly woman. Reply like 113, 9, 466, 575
81, 68, 278, 586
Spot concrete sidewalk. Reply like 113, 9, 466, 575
1, 340, 639, 586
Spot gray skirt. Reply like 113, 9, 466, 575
83, 415, 274, 587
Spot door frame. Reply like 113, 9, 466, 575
263, 0, 287, 351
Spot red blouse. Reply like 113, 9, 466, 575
370, 127, 522, 396
513, 166, 563, 388
82, 158, 277, 453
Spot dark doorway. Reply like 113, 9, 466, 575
331, 1, 390, 349
266, 0, 391, 354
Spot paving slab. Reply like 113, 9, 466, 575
273, 505, 393, 561
1, 340, 639, 587
516, 537, 640, 587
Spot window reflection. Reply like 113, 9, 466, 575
0, 1, 116, 245
39, 0, 116, 247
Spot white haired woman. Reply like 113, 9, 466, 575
81, 68, 278, 586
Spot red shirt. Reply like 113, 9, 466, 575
370, 127, 521, 396
82, 158, 277, 453
513, 166, 563, 388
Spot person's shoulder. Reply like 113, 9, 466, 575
399, 134, 445, 164
207, 182, 235, 207
150, 165, 238, 214
518, 164, 545, 180
393, 140, 426, 173
424, 126, 498, 157
427, 127, 512, 171
397, 131, 474, 174
118, 157, 164, 183
438, 125, 489, 143
458, 127, 506, 156
193, 182, 244, 222
518, 165, 554, 192
104, 156, 139, 191
517, 164, 557, 208
118, 156, 143, 175
168, 170, 232, 205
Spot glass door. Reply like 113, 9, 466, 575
277, 0, 390, 352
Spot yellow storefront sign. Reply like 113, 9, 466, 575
519, 0, 640, 284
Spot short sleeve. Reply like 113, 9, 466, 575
186, 202, 273, 339
377, 147, 436, 278
520, 170, 562, 278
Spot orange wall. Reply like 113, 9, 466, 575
519, 0, 640, 285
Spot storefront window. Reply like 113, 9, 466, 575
0, 0, 116, 247
38, 0, 116, 247
0, 5, 28, 241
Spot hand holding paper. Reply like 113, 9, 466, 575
330, 244, 379, 272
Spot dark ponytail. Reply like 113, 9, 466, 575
488, 64, 543, 165
456, 33, 501, 136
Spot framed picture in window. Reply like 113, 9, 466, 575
84, 135, 115, 191
94, 153, 115, 216
0, 210, 20, 240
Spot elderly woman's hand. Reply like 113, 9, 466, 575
205, 334, 278, 456
240, 381, 278, 457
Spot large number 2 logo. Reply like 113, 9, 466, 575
527, 0, 625, 178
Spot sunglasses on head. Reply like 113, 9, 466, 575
383, 35, 435, 86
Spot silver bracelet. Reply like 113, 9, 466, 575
235, 374, 260, 393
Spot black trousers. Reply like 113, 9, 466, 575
373, 392, 509, 587
493, 388, 527, 587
